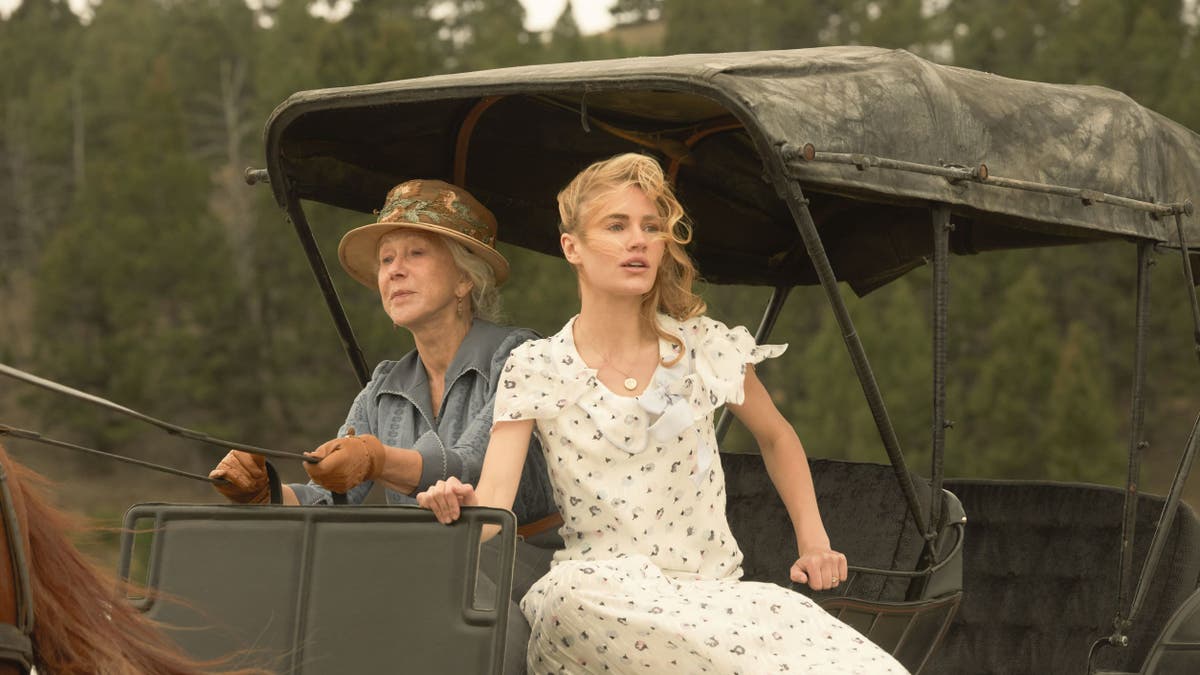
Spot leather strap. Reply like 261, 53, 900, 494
517, 511, 563, 539
264, 460, 283, 505
0, 624, 31, 673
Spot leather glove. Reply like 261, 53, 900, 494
304, 433, 386, 493
209, 450, 270, 504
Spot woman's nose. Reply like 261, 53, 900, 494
628, 227, 648, 249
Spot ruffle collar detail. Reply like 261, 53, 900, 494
496, 314, 786, 485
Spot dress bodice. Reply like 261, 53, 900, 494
495, 314, 786, 578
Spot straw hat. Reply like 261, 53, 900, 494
338, 179, 509, 288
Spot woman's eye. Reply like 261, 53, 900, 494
607, 222, 624, 232
380, 255, 395, 265
410, 248, 425, 256
645, 223, 662, 233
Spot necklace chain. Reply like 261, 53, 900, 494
577, 321, 656, 392
596, 341, 654, 392
602, 358, 640, 391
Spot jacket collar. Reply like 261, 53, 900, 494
377, 319, 503, 411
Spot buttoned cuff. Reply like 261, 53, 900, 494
414, 430, 464, 491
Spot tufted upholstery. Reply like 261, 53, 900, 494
724, 454, 944, 601
721, 454, 1200, 674
929, 479, 1200, 674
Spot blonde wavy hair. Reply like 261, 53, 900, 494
557, 153, 706, 364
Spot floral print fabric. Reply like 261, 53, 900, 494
496, 314, 908, 674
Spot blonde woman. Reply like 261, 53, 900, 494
419, 155, 906, 673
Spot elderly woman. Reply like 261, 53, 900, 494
209, 179, 555, 521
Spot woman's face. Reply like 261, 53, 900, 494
562, 185, 666, 298
376, 231, 470, 329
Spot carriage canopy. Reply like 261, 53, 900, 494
263, 46, 1200, 291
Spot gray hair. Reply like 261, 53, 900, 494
444, 237, 503, 322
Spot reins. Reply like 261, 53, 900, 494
0, 362, 340, 505
0, 364, 314, 464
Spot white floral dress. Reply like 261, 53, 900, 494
496, 314, 908, 674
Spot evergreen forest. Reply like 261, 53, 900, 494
1, 0, 1199, 556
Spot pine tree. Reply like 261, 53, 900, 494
31, 0, 252, 466
957, 266, 1060, 477
1037, 321, 1124, 483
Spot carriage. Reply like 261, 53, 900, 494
3, 46, 1200, 674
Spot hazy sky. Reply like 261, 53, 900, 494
0, 0, 619, 34
521, 0, 615, 34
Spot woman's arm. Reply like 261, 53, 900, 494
418, 419, 533, 535
387, 329, 539, 497
728, 366, 847, 591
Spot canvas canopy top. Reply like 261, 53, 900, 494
263, 46, 1199, 290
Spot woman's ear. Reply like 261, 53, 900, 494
456, 277, 474, 299
561, 232, 581, 265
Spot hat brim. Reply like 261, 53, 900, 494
338, 221, 510, 289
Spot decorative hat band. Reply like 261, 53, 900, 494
377, 188, 496, 247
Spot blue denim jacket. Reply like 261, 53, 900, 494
290, 319, 556, 524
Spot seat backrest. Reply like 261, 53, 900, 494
930, 480, 1200, 675
725, 454, 953, 601
120, 504, 515, 675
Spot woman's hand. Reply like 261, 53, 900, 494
209, 450, 270, 504
303, 433, 386, 493
790, 547, 849, 592
416, 476, 479, 524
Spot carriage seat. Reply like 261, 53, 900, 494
928, 479, 1200, 675
724, 454, 955, 601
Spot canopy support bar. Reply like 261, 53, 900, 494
1128, 411, 1200, 624
785, 144, 1194, 218
454, 96, 504, 187
1111, 242, 1154, 646
778, 178, 930, 539
1176, 214, 1200, 366
283, 195, 371, 387
715, 285, 791, 445
1115, 214, 1200, 627
928, 205, 952, 555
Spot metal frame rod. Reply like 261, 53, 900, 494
715, 285, 791, 444
929, 204, 952, 550
1115, 242, 1153, 633
0, 363, 314, 463
281, 196, 371, 387
1175, 214, 1200, 367
784, 144, 1194, 218
1128, 410, 1200, 621
778, 178, 930, 538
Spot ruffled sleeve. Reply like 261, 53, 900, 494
688, 315, 787, 407
493, 338, 590, 425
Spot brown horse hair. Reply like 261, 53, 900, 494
0, 444, 271, 675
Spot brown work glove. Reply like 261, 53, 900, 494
209, 450, 270, 504
304, 433, 386, 493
